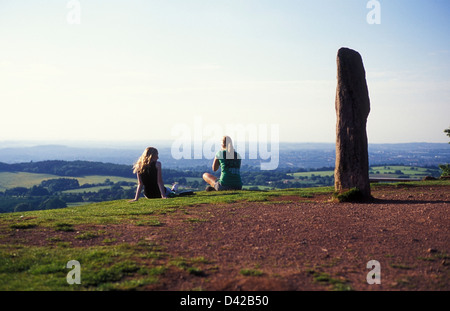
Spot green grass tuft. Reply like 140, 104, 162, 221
333, 188, 365, 202
240, 269, 263, 276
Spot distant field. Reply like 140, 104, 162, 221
61, 185, 134, 194
0, 165, 442, 193
0, 172, 61, 191
76, 175, 136, 185
184, 177, 203, 183
289, 171, 334, 178
288, 165, 440, 180
0, 172, 136, 191
369, 165, 439, 179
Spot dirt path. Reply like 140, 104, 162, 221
146, 184, 450, 290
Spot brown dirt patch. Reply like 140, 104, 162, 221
3, 184, 450, 291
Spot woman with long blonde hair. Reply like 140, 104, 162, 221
202, 136, 242, 191
129, 147, 169, 201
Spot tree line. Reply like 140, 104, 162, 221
0, 160, 135, 178
0, 177, 137, 213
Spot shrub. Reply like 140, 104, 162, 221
333, 188, 365, 202
439, 164, 450, 178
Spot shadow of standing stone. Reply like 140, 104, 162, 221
334, 47, 371, 200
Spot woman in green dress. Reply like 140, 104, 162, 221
202, 136, 243, 191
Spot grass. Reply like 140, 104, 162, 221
135, 219, 162, 227
307, 269, 353, 291
0, 180, 448, 290
9, 222, 38, 230
240, 269, 264, 276
333, 188, 366, 202
54, 222, 75, 232
2, 180, 446, 230
169, 256, 207, 277
184, 217, 209, 223
1, 180, 446, 231
0, 186, 334, 290
75, 232, 99, 240
0, 239, 174, 290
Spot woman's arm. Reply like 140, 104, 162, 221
212, 157, 220, 172
156, 161, 167, 199
129, 173, 143, 202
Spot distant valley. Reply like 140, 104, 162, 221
0, 140, 448, 214
0, 142, 449, 169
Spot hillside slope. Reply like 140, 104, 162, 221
0, 181, 449, 291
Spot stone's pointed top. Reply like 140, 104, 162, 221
338, 47, 358, 54
336, 47, 368, 90
337, 47, 364, 63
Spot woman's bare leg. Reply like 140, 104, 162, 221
202, 173, 217, 187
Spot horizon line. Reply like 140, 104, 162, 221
0, 139, 449, 148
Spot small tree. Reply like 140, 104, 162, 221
440, 164, 450, 177
439, 127, 450, 177
39, 198, 67, 210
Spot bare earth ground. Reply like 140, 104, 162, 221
4, 184, 450, 291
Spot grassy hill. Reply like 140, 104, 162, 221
0, 186, 327, 290
0, 180, 448, 291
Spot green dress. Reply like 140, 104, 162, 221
216, 150, 242, 189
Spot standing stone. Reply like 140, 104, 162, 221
334, 47, 371, 199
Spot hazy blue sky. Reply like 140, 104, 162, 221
1, 0, 449, 144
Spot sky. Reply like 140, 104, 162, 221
0, 0, 449, 145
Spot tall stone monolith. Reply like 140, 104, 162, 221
334, 47, 371, 199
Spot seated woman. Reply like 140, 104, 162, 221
203, 136, 243, 191
129, 147, 171, 201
